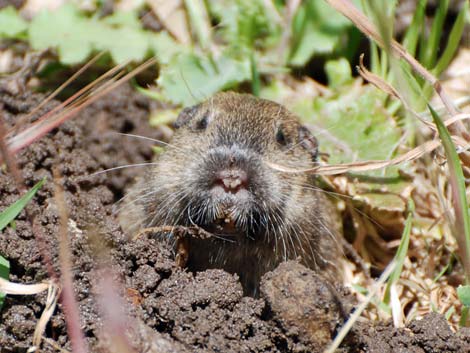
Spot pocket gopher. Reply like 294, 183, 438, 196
120, 92, 342, 295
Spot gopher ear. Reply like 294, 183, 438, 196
174, 104, 200, 129
298, 125, 318, 161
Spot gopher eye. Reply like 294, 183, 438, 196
195, 115, 209, 130
276, 127, 287, 146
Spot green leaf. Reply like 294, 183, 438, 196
0, 256, 9, 279
445, 305, 456, 320
289, 0, 352, 66
149, 108, 179, 127
0, 255, 9, 309
0, 6, 28, 38
351, 284, 368, 295
28, 4, 154, 64
103, 11, 141, 28
207, 0, 279, 51
29, 5, 93, 64
91, 25, 149, 64
0, 178, 45, 231
458, 285, 470, 307
325, 58, 352, 88
157, 52, 251, 105
151, 146, 165, 155
365, 0, 396, 52
149, 32, 186, 65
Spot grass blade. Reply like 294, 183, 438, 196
384, 199, 414, 304
432, 0, 468, 76
420, 0, 449, 68
0, 177, 45, 231
429, 105, 470, 285
402, 0, 427, 56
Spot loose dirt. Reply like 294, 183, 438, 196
1, 84, 469, 352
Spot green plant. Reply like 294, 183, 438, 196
0, 177, 45, 309
289, 0, 355, 66
429, 105, 470, 325
0, 255, 9, 308
368, 0, 468, 112
0, 2, 358, 106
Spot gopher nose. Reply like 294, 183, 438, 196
214, 169, 248, 193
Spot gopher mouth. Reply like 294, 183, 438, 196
204, 211, 240, 235
198, 211, 243, 235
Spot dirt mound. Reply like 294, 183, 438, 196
1, 85, 469, 352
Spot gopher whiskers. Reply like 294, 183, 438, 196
292, 181, 382, 228
88, 162, 160, 178
116, 132, 193, 155
114, 184, 167, 215
291, 182, 353, 200
154, 188, 191, 228
86, 134, 204, 180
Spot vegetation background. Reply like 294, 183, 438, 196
0, 0, 470, 351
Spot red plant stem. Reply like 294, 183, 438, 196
0, 110, 24, 190
53, 168, 89, 353
96, 268, 137, 353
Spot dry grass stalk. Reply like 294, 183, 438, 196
30, 282, 61, 352
325, 0, 459, 116
356, 54, 435, 129
325, 260, 397, 353
268, 139, 440, 175
42, 337, 71, 353
5, 57, 156, 158
0, 278, 60, 352
0, 278, 49, 295
17, 52, 106, 130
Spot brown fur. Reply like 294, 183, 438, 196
120, 92, 342, 295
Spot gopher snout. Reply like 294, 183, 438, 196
206, 145, 256, 195
214, 169, 248, 193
